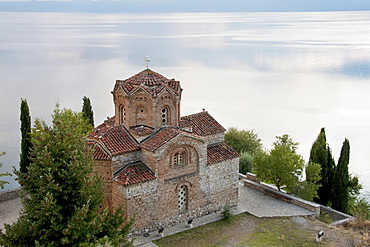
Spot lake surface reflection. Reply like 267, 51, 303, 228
1, 11, 370, 195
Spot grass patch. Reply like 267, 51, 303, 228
153, 212, 366, 246
154, 214, 328, 247
239, 217, 319, 247
319, 213, 333, 224
154, 214, 245, 247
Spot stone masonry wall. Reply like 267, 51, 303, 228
118, 134, 240, 235
204, 133, 224, 145
112, 150, 141, 171
206, 157, 239, 211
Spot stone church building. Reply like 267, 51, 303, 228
88, 68, 240, 233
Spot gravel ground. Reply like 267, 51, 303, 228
237, 182, 315, 217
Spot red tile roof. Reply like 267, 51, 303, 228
140, 127, 180, 152
113, 69, 181, 97
88, 120, 140, 156
114, 161, 155, 186
89, 116, 116, 139
100, 126, 140, 155
92, 143, 111, 161
180, 111, 226, 136
207, 142, 240, 164
130, 125, 155, 136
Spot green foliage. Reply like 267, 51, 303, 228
222, 202, 232, 220
0, 106, 132, 247
348, 175, 362, 202
239, 152, 253, 175
82, 96, 94, 127
253, 134, 305, 191
225, 127, 262, 155
351, 197, 370, 224
289, 162, 321, 201
309, 128, 335, 206
20, 98, 32, 173
332, 139, 350, 213
0, 152, 11, 189
319, 213, 333, 224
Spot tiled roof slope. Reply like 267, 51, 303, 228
113, 161, 155, 186
207, 142, 240, 164
88, 118, 140, 156
100, 127, 140, 155
113, 69, 181, 97
90, 142, 111, 161
180, 111, 226, 136
140, 127, 180, 152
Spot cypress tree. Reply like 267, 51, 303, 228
309, 128, 335, 206
82, 96, 94, 127
332, 139, 350, 213
19, 98, 32, 174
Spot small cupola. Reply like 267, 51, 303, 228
111, 63, 182, 131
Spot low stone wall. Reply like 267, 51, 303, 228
320, 205, 354, 225
240, 173, 354, 225
0, 187, 23, 202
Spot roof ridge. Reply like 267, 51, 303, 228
140, 127, 181, 152
139, 126, 177, 143
119, 124, 140, 146
207, 141, 225, 147
181, 110, 208, 119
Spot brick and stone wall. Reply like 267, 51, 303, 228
119, 142, 239, 235
204, 133, 224, 145
112, 151, 141, 171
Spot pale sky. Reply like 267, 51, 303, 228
0, 0, 369, 12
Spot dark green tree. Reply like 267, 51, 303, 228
82, 96, 94, 127
253, 134, 305, 191
239, 152, 253, 175
0, 106, 132, 247
332, 139, 350, 213
309, 128, 335, 206
225, 127, 262, 155
20, 98, 32, 173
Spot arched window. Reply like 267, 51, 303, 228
173, 151, 186, 166
119, 105, 125, 125
161, 107, 170, 126
178, 185, 188, 213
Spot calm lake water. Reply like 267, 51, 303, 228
1, 11, 370, 196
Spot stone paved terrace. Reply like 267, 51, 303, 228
0, 181, 315, 246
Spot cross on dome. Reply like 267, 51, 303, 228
145, 56, 150, 69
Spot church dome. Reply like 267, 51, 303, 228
112, 69, 181, 97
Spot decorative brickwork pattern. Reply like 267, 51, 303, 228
113, 69, 181, 96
